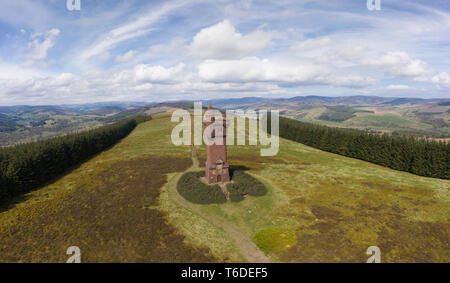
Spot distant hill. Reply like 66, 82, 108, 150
206, 97, 268, 109
1, 96, 449, 146
0, 113, 20, 133
147, 101, 202, 110
382, 98, 427, 105
201, 95, 450, 138
0, 100, 208, 146
0, 103, 148, 146
279, 95, 390, 105
203, 95, 448, 108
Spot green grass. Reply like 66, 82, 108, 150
254, 228, 297, 252
0, 112, 448, 263
351, 114, 419, 127
169, 113, 450, 262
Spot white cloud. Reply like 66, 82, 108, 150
317, 44, 367, 66
431, 72, 450, 86
362, 51, 430, 78
48, 73, 77, 87
134, 83, 154, 91
134, 63, 186, 83
198, 56, 375, 88
308, 40, 440, 83
386, 84, 416, 90
291, 37, 331, 52
187, 20, 274, 59
0, 62, 192, 105
75, 1, 188, 66
115, 50, 137, 62
325, 75, 376, 88
198, 57, 322, 83
289, 38, 436, 84
0, 61, 48, 80
2, 0, 450, 104
25, 28, 60, 65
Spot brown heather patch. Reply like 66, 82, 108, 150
410, 199, 435, 206
291, 197, 306, 204
311, 221, 339, 233
279, 168, 306, 175
277, 193, 449, 263
354, 202, 406, 219
361, 181, 430, 196
362, 182, 375, 187
0, 156, 217, 263
377, 220, 450, 262
310, 205, 343, 221
358, 203, 388, 212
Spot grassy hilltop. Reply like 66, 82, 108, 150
0, 112, 448, 262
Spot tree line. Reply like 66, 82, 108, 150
0, 115, 151, 201
271, 116, 449, 179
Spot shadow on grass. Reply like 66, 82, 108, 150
229, 165, 251, 179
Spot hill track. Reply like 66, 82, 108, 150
165, 146, 270, 263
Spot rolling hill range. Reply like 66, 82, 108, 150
1, 96, 449, 146
0, 112, 448, 262
0, 101, 204, 146
207, 96, 450, 139
0, 102, 149, 146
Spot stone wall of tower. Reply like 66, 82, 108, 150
204, 104, 230, 184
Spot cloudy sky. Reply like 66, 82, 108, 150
0, 0, 449, 105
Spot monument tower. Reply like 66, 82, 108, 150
204, 104, 230, 183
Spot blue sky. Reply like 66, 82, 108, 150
0, 0, 449, 105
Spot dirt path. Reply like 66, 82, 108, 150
165, 146, 270, 263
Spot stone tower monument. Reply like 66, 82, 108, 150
204, 104, 230, 183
